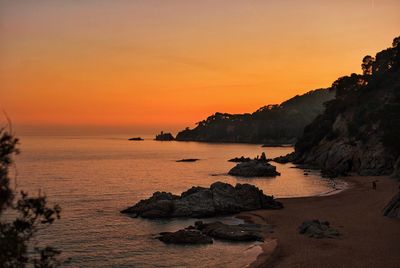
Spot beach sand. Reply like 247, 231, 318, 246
239, 176, 400, 268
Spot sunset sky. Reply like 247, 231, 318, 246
1, 0, 399, 135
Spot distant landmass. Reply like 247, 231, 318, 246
294, 36, 400, 177
176, 88, 335, 144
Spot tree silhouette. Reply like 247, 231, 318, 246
0, 128, 61, 267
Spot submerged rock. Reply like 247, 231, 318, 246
298, 220, 340, 239
158, 230, 213, 244
383, 192, 400, 218
121, 181, 283, 219
228, 160, 280, 177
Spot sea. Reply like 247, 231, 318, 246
12, 135, 337, 268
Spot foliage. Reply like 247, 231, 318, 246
295, 36, 400, 164
0, 128, 61, 268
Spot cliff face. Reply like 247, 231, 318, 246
295, 37, 400, 177
176, 88, 335, 144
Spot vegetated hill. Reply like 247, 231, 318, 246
295, 36, 400, 177
176, 88, 335, 144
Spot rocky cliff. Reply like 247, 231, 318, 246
295, 36, 400, 177
176, 88, 335, 144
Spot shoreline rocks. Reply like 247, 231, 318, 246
121, 181, 283, 219
272, 152, 296, 164
157, 221, 264, 244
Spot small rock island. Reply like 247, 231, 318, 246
155, 131, 175, 141
228, 152, 280, 177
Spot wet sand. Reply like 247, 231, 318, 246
239, 176, 400, 268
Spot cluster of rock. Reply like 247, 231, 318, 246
121, 182, 283, 219
155, 131, 175, 141
158, 221, 264, 244
298, 220, 340, 239
383, 192, 400, 218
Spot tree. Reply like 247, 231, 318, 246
361, 55, 375, 75
0, 127, 61, 268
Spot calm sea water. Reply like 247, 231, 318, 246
13, 136, 333, 267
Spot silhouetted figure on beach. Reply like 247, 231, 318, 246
372, 181, 377, 190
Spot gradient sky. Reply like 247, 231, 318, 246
1, 0, 399, 135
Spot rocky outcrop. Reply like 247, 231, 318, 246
155, 131, 175, 141
121, 182, 283, 219
158, 230, 213, 244
157, 221, 264, 245
176, 88, 335, 144
383, 192, 400, 218
294, 36, 400, 177
298, 220, 340, 239
228, 160, 280, 177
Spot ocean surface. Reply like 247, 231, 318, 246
13, 136, 335, 267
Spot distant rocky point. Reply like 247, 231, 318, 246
121, 181, 283, 219
155, 131, 175, 141
175, 88, 335, 144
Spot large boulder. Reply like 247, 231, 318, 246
383, 192, 400, 218
121, 182, 283, 219
298, 220, 340, 239
228, 160, 280, 177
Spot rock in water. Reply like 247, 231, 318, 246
155, 131, 175, 141
228, 160, 280, 177
158, 230, 213, 244
121, 181, 283, 219
195, 221, 264, 242
383, 192, 400, 218
298, 220, 340, 239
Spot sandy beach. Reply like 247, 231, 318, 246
240, 176, 400, 268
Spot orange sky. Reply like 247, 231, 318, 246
1, 0, 399, 135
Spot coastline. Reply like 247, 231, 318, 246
238, 175, 400, 268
